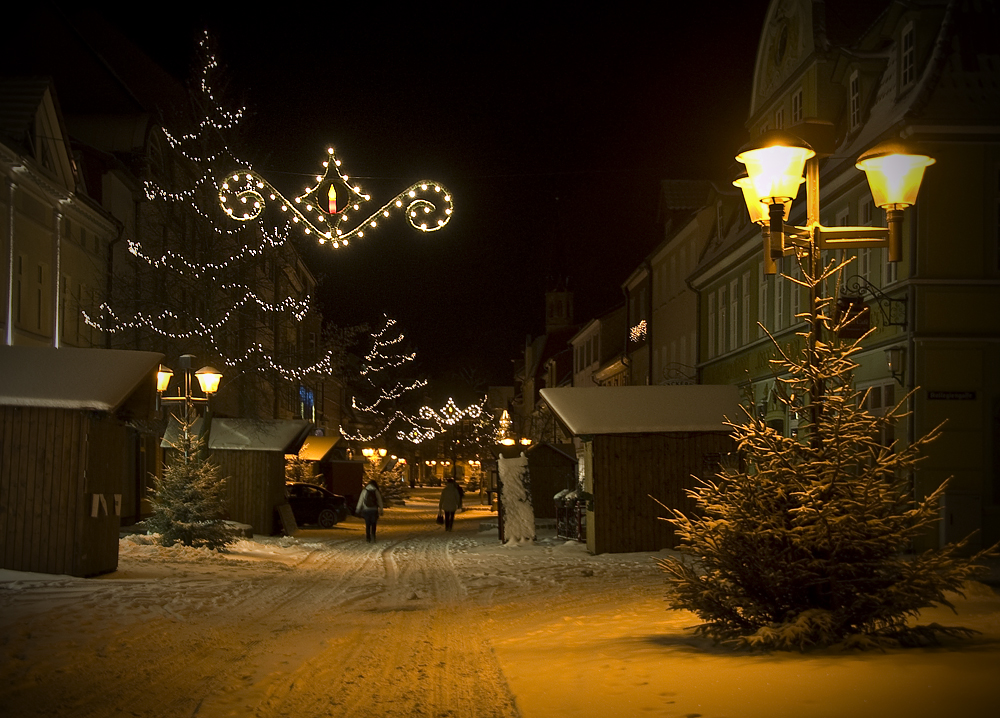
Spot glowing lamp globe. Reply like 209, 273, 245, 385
156, 365, 174, 393
736, 130, 815, 204
733, 176, 801, 224
856, 140, 935, 209
195, 366, 223, 395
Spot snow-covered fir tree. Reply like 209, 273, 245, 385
658, 253, 993, 650
148, 412, 238, 550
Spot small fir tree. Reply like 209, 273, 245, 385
362, 455, 409, 507
658, 254, 992, 650
149, 413, 238, 550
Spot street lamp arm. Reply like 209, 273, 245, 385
842, 274, 908, 328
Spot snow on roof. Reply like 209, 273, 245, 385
161, 417, 313, 453
540, 385, 741, 436
298, 434, 340, 461
0, 346, 163, 412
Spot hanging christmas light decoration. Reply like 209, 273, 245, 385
218, 147, 454, 247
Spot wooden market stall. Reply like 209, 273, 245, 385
540, 385, 739, 554
0, 346, 162, 576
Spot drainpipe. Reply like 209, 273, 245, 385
53, 209, 62, 347
4, 178, 15, 345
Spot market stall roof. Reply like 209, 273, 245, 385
540, 385, 741, 436
162, 418, 313, 454
298, 434, 340, 461
0, 346, 163, 412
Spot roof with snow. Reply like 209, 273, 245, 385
298, 434, 341, 461
161, 417, 313, 453
0, 346, 163, 412
540, 385, 741, 436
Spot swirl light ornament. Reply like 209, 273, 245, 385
218, 147, 454, 247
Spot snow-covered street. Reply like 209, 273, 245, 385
2, 488, 999, 718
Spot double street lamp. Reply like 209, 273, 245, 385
156, 354, 223, 461
732, 124, 934, 440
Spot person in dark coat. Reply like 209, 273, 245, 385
438, 478, 463, 532
356, 480, 384, 542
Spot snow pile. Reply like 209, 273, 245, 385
498, 452, 534, 543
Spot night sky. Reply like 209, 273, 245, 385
86, 4, 769, 395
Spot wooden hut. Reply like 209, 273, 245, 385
540, 385, 739, 554
0, 346, 162, 576
524, 442, 577, 519
163, 418, 312, 535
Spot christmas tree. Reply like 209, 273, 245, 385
658, 254, 993, 650
148, 412, 239, 550
343, 315, 434, 444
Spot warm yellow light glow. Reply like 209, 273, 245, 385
195, 366, 223, 394
362, 448, 374, 457
500, 438, 516, 446
736, 131, 815, 203
378, 448, 387, 457
733, 176, 799, 224
520, 438, 532, 445
156, 365, 174, 393
856, 141, 935, 208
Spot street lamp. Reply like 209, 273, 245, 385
157, 354, 223, 460
734, 124, 934, 443
735, 126, 934, 275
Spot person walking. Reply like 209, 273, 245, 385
356, 480, 384, 543
438, 478, 463, 532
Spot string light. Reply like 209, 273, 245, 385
218, 148, 454, 246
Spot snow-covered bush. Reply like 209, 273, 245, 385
658, 255, 993, 650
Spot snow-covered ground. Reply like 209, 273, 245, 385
1, 488, 998, 718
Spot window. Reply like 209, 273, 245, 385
774, 273, 784, 331
729, 279, 739, 351
850, 70, 861, 130
758, 261, 768, 338
718, 286, 727, 355
791, 88, 803, 123
742, 272, 751, 345
901, 22, 915, 87
708, 293, 716, 358
790, 261, 801, 322
775, 107, 784, 130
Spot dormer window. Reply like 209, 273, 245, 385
849, 70, 861, 131
901, 22, 916, 87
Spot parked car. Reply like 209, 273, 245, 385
285, 482, 349, 528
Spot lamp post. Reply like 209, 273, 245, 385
157, 354, 223, 462
733, 124, 934, 443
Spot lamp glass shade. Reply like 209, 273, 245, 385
194, 366, 223, 394
378, 448, 387, 457
856, 151, 935, 208
156, 365, 174, 393
733, 177, 799, 224
736, 144, 814, 203
362, 448, 374, 457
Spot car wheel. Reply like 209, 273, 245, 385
318, 508, 338, 528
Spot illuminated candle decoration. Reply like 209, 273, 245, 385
218, 148, 454, 247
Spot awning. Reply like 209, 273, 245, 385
540, 385, 741, 435
0, 346, 163, 412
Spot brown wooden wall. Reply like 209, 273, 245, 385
1, 407, 125, 577
589, 431, 734, 554
215, 450, 286, 535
